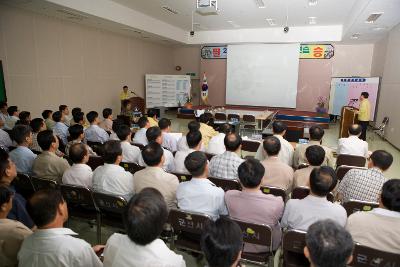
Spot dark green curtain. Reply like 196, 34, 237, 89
0, 61, 6, 102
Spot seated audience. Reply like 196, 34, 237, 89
0, 186, 32, 266
337, 150, 393, 203
337, 124, 368, 157
0, 128, 12, 151
59, 104, 71, 126
261, 136, 294, 191
346, 179, 400, 254
92, 140, 134, 200
305, 220, 353, 267
178, 120, 204, 151
32, 130, 70, 183
65, 124, 96, 157
293, 145, 325, 188
0, 150, 34, 229
99, 108, 113, 132
147, 108, 159, 127
209, 133, 244, 180
138, 127, 175, 172
281, 167, 346, 231
109, 118, 123, 141
29, 118, 46, 152
174, 131, 202, 174
134, 142, 178, 209
293, 125, 334, 168
85, 111, 109, 144
225, 158, 284, 252
159, 118, 178, 152
52, 111, 68, 145
72, 111, 86, 128
255, 121, 294, 166
206, 123, 232, 155
17, 111, 31, 126
9, 125, 36, 175
132, 116, 149, 146
117, 124, 140, 164
120, 99, 133, 121
62, 143, 93, 188
18, 189, 103, 267
4, 106, 19, 130
42, 109, 55, 130
199, 113, 218, 148
0, 101, 9, 127
103, 188, 185, 267
200, 217, 243, 267
177, 151, 227, 220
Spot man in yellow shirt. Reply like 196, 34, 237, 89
357, 91, 371, 141
199, 113, 218, 148
147, 108, 159, 127
119, 85, 133, 101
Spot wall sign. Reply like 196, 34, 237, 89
201, 46, 227, 59
300, 44, 334, 59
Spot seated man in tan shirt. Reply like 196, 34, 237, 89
0, 186, 32, 266
346, 179, 400, 254
261, 136, 294, 192
133, 142, 179, 209
293, 145, 325, 188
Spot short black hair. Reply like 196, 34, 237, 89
186, 130, 202, 149
42, 110, 53, 120
125, 187, 167, 245
188, 120, 200, 132
158, 118, 171, 130
12, 125, 31, 145
86, 111, 98, 124
103, 140, 122, 164
309, 125, 324, 141
123, 85, 128, 89
30, 118, 44, 133
201, 217, 243, 267
361, 92, 369, 98
27, 189, 65, 228
7, 106, 18, 116
71, 107, 81, 117
68, 124, 84, 140
348, 124, 362, 136
381, 179, 400, 212
184, 151, 208, 177
238, 158, 265, 189
37, 130, 56, 151
146, 126, 162, 142
52, 111, 62, 122
138, 116, 149, 128
142, 142, 163, 166
0, 101, 7, 109
69, 143, 88, 164
263, 136, 281, 156
0, 186, 13, 207
199, 113, 209, 124
0, 150, 10, 180
122, 99, 131, 109
218, 123, 232, 134
310, 166, 337, 197
272, 121, 287, 134
73, 112, 84, 123
147, 108, 157, 118
305, 145, 325, 166
112, 118, 124, 133
306, 220, 353, 267
102, 108, 112, 119
18, 111, 30, 122
224, 133, 242, 151
59, 105, 68, 112
370, 150, 393, 171
116, 124, 131, 141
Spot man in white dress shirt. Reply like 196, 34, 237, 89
132, 116, 149, 146
0, 128, 12, 150
18, 189, 103, 267
281, 166, 347, 231
117, 124, 140, 164
85, 111, 109, 144
174, 131, 202, 174
9, 125, 37, 175
159, 118, 178, 152
4, 106, 19, 130
52, 111, 69, 145
0, 101, 9, 128
255, 121, 294, 166
104, 188, 185, 267
59, 105, 71, 127
138, 127, 175, 172
177, 151, 227, 220
337, 124, 368, 158
62, 143, 93, 187
206, 123, 232, 155
92, 140, 134, 200
178, 120, 204, 152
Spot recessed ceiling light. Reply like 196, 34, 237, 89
255, 0, 266, 8
372, 26, 387, 31
309, 0, 318, 6
266, 18, 276, 26
351, 33, 361, 39
365, 12, 383, 24
308, 17, 317, 25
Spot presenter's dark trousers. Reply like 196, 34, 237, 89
359, 121, 368, 141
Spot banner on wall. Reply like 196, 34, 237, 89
300, 44, 334, 59
201, 46, 227, 59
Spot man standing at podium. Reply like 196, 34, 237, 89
120, 85, 133, 101
357, 92, 371, 141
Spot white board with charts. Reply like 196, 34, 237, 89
145, 74, 191, 108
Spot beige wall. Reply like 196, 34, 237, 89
331, 44, 374, 77
0, 5, 174, 117
371, 36, 388, 77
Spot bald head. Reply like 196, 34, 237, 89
348, 124, 362, 136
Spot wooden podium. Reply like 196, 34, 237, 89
121, 97, 145, 114
339, 106, 358, 138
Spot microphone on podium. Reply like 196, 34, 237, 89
350, 98, 358, 102
130, 91, 138, 97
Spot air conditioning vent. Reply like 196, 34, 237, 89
162, 6, 178, 15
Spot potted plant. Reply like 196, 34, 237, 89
315, 96, 328, 114
184, 93, 193, 109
